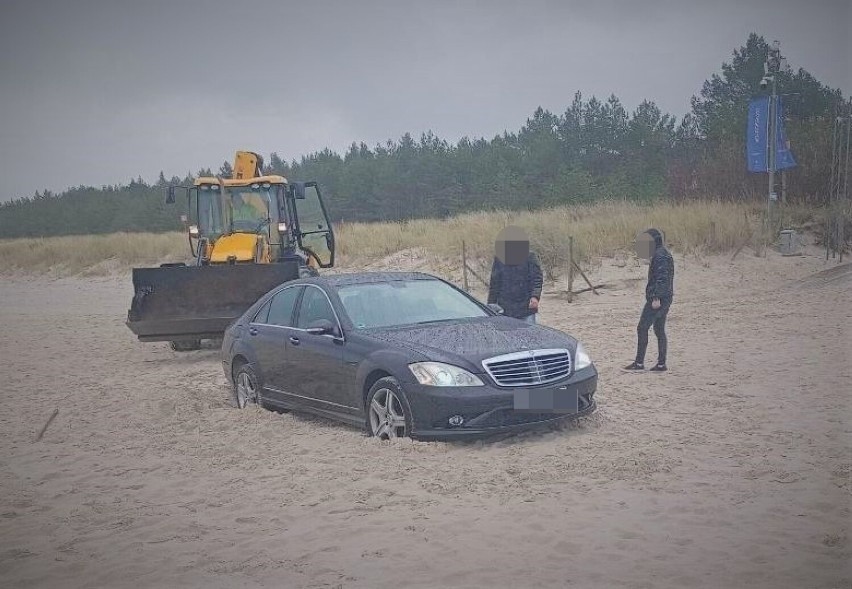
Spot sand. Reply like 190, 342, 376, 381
0, 247, 849, 588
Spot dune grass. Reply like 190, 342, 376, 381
0, 201, 815, 276
336, 200, 814, 278
0, 232, 188, 275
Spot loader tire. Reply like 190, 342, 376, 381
299, 266, 319, 279
170, 339, 202, 352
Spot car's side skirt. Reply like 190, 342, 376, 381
262, 386, 365, 429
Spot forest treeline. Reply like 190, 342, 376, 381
1, 34, 847, 238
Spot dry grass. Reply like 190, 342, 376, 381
0, 232, 188, 275
337, 201, 813, 278
0, 201, 815, 276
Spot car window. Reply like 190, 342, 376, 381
252, 299, 271, 324
266, 286, 302, 327
296, 286, 336, 329
338, 279, 488, 329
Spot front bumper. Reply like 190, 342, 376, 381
404, 366, 598, 440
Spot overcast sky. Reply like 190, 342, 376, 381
0, 0, 849, 201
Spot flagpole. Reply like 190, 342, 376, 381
763, 40, 784, 231
769, 87, 776, 220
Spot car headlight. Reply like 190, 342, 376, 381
408, 362, 484, 387
574, 342, 592, 370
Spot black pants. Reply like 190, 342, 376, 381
635, 299, 672, 365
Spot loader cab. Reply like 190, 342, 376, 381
172, 175, 335, 269
191, 177, 279, 239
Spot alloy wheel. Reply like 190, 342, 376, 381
369, 387, 408, 439
236, 371, 257, 408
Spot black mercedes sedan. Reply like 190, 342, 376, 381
221, 272, 597, 440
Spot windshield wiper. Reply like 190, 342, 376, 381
412, 318, 459, 326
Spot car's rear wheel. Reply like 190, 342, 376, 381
233, 364, 262, 409
366, 377, 412, 439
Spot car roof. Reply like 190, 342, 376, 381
314, 271, 439, 288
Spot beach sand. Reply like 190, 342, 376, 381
0, 248, 849, 588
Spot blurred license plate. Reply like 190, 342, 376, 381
513, 388, 578, 413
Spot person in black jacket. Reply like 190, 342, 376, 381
487, 226, 543, 324
626, 228, 674, 372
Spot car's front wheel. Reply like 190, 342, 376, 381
233, 364, 262, 409
366, 377, 412, 440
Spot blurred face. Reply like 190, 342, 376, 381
495, 226, 530, 265
634, 232, 655, 260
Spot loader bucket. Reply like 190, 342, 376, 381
126, 261, 300, 342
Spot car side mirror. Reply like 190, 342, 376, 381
305, 318, 337, 336
487, 303, 504, 315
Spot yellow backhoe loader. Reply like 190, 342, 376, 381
126, 151, 335, 350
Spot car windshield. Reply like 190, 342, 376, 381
337, 279, 488, 329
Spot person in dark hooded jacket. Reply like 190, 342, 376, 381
625, 228, 674, 371
487, 226, 543, 323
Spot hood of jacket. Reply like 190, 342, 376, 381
645, 228, 664, 249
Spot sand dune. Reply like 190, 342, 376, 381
0, 248, 849, 588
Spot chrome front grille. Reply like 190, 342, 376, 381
482, 348, 572, 387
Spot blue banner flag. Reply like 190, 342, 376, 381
774, 96, 797, 170
747, 97, 769, 172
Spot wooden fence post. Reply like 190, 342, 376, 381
462, 240, 469, 292
567, 235, 574, 302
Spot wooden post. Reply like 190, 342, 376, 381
466, 265, 490, 289
35, 408, 59, 442
731, 210, 753, 261
462, 241, 469, 292
572, 260, 599, 295
566, 236, 574, 302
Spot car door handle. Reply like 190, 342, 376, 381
289, 336, 300, 345
249, 327, 258, 336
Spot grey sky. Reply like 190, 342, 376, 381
0, 0, 849, 201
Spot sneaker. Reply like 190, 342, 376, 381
650, 364, 667, 372
624, 362, 645, 370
